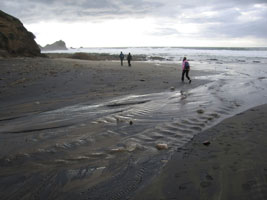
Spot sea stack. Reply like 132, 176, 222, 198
41, 40, 68, 51
0, 10, 41, 57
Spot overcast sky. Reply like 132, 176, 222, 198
1, 0, 267, 47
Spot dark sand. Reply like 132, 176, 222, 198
0, 57, 209, 200
134, 104, 267, 200
1, 57, 266, 200
0, 57, 201, 118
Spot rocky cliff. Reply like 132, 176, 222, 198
41, 40, 68, 51
0, 10, 41, 57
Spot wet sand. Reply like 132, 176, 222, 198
0, 57, 204, 117
133, 104, 267, 200
0, 57, 210, 200
1, 57, 266, 199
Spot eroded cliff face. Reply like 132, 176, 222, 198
0, 10, 41, 57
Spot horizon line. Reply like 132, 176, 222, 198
66, 46, 267, 49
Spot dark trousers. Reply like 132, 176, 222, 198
128, 60, 131, 66
181, 70, 190, 81
120, 59, 123, 66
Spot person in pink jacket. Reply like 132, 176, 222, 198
181, 57, 191, 83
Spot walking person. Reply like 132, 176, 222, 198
181, 57, 191, 83
119, 51, 124, 66
127, 53, 132, 67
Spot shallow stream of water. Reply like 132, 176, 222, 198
0, 62, 267, 199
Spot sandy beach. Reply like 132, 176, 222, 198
0, 57, 209, 199
1, 2, 267, 199
0, 57, 267, 199
133, 103, 267, 200
0, 57, 206, 117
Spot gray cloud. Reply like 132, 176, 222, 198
1, 0, 266, 41
204, 18, 267, 38
189, 3, 267, 39
1, 0, 266, 21
0, 0, 163, 22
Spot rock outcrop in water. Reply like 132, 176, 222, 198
0, 10, 41, 57
41, 40, 68, 51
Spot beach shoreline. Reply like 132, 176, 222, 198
1, 56, 267, 199
0, 57, 212, 199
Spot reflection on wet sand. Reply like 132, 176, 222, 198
1, 60, 267, 199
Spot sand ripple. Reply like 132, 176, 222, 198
1, 64, 267, 199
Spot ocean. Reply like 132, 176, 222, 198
42, 46, 267, 66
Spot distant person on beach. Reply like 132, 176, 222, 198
127, 53, 132, 67
181, 57, 191, 83
119, 51, 124, 66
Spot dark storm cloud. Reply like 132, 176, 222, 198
0, 0, 266, 40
